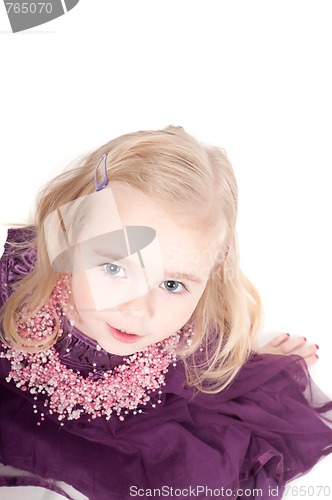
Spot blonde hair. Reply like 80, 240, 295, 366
0, 126, 263, 394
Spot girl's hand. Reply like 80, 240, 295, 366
254, 333, 319, 367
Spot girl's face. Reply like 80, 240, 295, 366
69, 182, 218, 355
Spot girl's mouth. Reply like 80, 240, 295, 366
106, 323, 142, 344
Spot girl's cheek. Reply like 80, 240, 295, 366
72, 273, 96, 311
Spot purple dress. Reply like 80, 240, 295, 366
1, 228, 332, 500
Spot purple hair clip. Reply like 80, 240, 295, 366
94, 153, 109, 191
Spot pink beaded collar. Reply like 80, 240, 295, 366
1, 333, 180, 424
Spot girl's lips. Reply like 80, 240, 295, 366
106, 323, 142, 344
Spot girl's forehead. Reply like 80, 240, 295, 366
76, 184, 206, 251
45, 184, 220, 277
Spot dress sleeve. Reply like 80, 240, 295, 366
199, 353, 332, 497
0, 227, 37, 309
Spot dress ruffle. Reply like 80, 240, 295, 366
1, 228, 332, 500
0, 226, 36, 303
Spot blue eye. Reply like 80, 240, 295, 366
103, 263, 127, 277
160, 280, 187, 295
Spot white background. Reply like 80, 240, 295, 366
0, 1, 331, 498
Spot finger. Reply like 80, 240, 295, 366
280, 336, 307, 353
268, 333, 290, 348
291, 342, 319, 358
302, 352, 319, 368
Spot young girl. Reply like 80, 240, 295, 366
0, 126, 331, 500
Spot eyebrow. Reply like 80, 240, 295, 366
94, 249, 126, 261
163, 271, 203, 283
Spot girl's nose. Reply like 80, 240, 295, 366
118, 291, 154, 319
